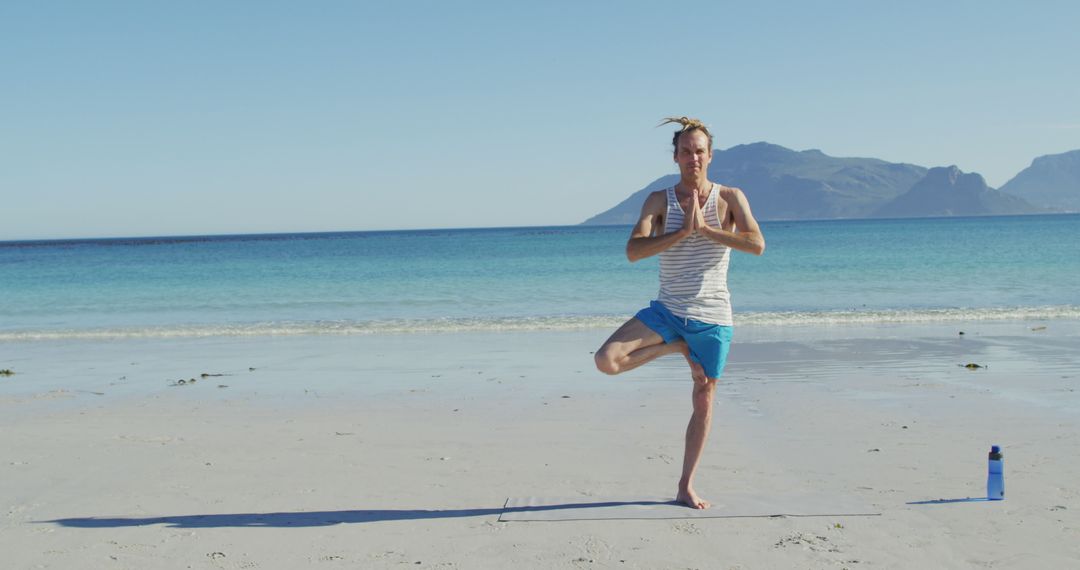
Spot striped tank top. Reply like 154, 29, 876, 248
657, 184, 733, 326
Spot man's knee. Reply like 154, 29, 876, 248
692, 379, 717, 409
594, 347, 620, 375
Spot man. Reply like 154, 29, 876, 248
594, 117, 765, 509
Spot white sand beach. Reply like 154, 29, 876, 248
3, 321, 1079, 569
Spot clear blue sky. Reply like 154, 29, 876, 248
3, 1, 1077, 240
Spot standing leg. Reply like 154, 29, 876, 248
677, 376, 717, 509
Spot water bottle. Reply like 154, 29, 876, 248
987, 445, 1004, 500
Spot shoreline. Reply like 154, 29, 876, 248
2, 305, 1078, 342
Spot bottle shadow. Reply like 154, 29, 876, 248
906, 497, 995, 505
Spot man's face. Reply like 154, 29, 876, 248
674, 130, 712, 178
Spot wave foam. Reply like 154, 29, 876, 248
2, 306, 1078, 341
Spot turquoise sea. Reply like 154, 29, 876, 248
1, 215, 1078, 340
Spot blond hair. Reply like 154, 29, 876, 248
658, 116, 713, 153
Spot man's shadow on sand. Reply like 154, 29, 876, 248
43, 500, 675, 528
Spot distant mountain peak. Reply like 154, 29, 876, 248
923, 165, 989, 190
722, 142, 805, 160
1032, 149, 1080, 167
1000, 149, 1080, 212
875, 165, 1040, 217
730, 141, 788, 151
932, 165, 963, 179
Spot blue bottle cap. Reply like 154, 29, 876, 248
991, 445, 1001, 453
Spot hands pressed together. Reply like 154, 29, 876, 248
680, 189, 710, 237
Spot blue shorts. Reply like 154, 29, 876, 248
635, 300, 733, 380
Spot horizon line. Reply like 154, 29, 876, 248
2, 212, 1076, 245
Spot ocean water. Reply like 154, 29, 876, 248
1, 215, 1078, 340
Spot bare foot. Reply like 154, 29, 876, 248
676, 487, 711, 510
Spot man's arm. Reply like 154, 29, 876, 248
625, 191, 690, 262
697, 187, 766, 255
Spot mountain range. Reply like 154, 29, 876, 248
582, 143, 1079, 224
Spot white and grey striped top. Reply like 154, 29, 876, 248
657, 184, 733, 326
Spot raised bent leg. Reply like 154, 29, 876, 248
594, 317, 682, 375
677, 377, 717, 509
